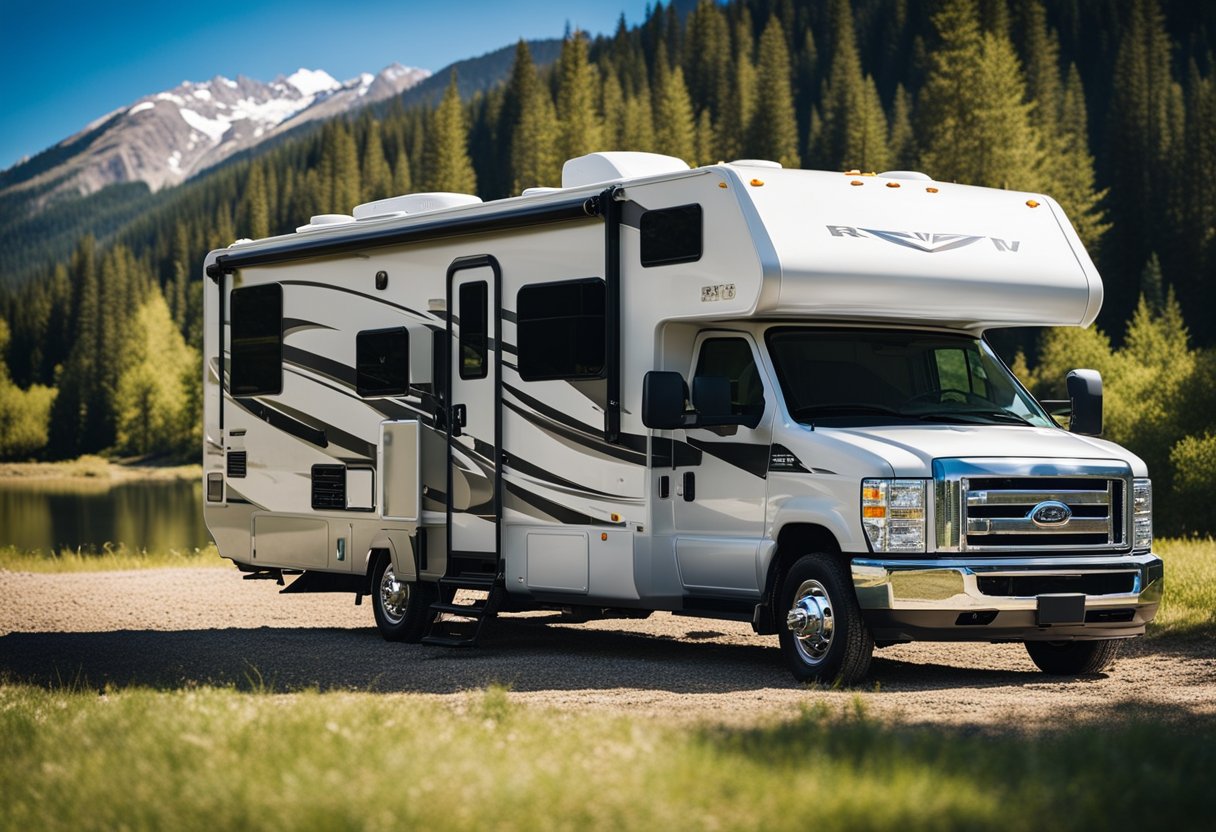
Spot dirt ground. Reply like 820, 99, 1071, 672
2, 567, 1213, 727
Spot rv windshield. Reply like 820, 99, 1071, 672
765, 328, 1055, 428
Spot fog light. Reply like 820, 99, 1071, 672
862, 479, 926, 553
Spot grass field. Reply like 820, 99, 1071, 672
1, 683, 1212, 832
1150, 537, 1216, 639
0, 543, 225, 573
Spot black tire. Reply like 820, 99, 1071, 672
1025, 639, 1122, 675
371, 554, 436, 643
776, 554, 873, 685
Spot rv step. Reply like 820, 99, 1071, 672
431, 602, 487, 619
438, 574, 497, 590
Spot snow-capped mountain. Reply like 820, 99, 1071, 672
5, 63, 429, 205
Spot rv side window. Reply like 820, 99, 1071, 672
459, 281, 489, 380
640, 204, 702, 267
356, 327, 409, 397
516, 278, 606, 381
694, 338, 765, 420
230, 283, 282, 396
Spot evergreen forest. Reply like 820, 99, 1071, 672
1, 0, 1214, 533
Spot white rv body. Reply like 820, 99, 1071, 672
202, 153, 1161, 681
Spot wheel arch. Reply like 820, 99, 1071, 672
754, 522, 846, 634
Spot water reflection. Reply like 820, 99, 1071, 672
0, 479, 208, 552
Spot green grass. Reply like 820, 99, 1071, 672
0, 683, 1212, 831
0, 543, 226, 573
1152, 537, 1216, 640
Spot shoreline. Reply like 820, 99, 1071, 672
0, 455, 201, 483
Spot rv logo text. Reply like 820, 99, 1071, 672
827, 226, 1021, 253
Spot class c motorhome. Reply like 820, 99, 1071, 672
203, 151, 1162, 683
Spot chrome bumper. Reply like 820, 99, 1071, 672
851, 553, 1163, 642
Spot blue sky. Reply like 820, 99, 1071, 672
0, 0, 652, 170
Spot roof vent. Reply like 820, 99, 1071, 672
879, 170, 933, 181
353, 192, 481, 220
296, 214, 355, 233
728, 159, 783, 169
561, 152, 690, 189
521, 186, 563, 197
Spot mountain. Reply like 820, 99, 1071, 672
0, 63, 429, 210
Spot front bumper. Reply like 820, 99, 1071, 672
851, 553, 1163, 642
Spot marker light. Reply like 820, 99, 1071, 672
886, 181, 901, 188
1026, 199, 1040, 208
926, 187, 939, 193
851, 179, 863, 186
750, 178, 765, 187
862, 479, 927, 553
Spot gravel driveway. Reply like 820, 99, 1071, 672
2, 567, 1213, 726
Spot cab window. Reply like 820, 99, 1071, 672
694, 338, 765, 422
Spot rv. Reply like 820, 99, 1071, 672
202, 151, 1162, 683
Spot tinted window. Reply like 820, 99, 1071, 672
230, 283, 282, 396
517, 279, 606, 381
640, 204, 702, 267
694, 338, 765, 420
356, 327, 409, 397
459, 281, 488, 380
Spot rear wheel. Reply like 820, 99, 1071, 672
1024, 639, 1122, 675
371, 554, 435, 643
777, 554, 873, 685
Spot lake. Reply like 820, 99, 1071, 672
0, 478, 209, 552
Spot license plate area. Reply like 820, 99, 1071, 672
1036, 593, 1086, 625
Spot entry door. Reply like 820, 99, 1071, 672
671, 333, 772, 596
447, 259, 500, 558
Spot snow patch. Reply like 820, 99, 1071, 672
179, 108, 229, 142
167, 150, 183, 173
192, 88, 212, 101
221, 77, 238, 88
156, 92, 184, 105
127, 101, 155, 116
286, 68, 340, 96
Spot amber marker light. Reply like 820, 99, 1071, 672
750, 178, 765, 186
926, 186, 939, 193
851, 179, 863, 186
718, 181, 728, 188
886, 181, 901, 188
1027, 199, 1040, 208
610, 513, 621, 522
862, 506, 887, 519
862, 486, 884, 502
601, 533, 608, 541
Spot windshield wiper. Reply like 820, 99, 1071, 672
792, 403, 909, 419
913, 409, 1034, 426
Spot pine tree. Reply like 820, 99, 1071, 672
888, 84, 917, 168
240, 162, 270, 240
556, 32, 603, 161
392, 146, 413, 195
683, 0, 731, 121
719, 10, 756, 160
918, 0, 1041, 190
749, 17, 800, 167
655, 66, 697, 163
422, 73, 477, 194
360, 120, 393, 202
600, 68, 626, 150
621, 83, 658, 153
512, 76, 562, 191
1053, 64, 1110, 250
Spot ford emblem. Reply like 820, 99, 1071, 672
1030, 500, 1072, 526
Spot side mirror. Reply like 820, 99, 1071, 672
1066, 369, 1103, 436
642, 371, 688, 429
692, 376, 731, 420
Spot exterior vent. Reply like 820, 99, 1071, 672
880, 170, 933, 181
226, 451, 247, 478
561, 152, 690, 189
728, 159, 783, 169
296, 214, 355, 233
311, 464, 346, 510
353, 193, 481, 220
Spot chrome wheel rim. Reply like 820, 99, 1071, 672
786, 579, 835, 665
379, 566, 409, 625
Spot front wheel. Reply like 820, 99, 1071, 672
371, 554, 435, 643
776, 554, 873, 685
1025, 639, 1121, 675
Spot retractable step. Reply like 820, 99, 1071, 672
420, 572, 501, 647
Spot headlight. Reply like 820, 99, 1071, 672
1133, 478, 1152, 551
862, 479, 927, 553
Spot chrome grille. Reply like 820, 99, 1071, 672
934, 459, 1131, 553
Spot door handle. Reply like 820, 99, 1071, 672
682, 471, 695, 502
451, 403, 467, 437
